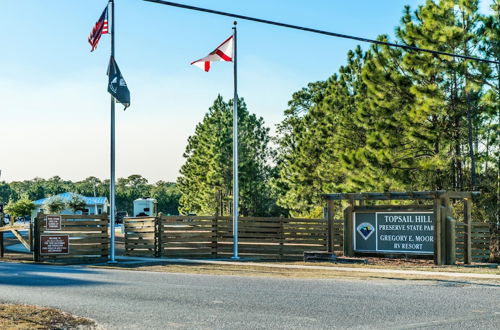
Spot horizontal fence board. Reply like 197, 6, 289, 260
60, 220, 108, 226
217, 238, 281, 243
44, 226, 108, 234
125, 233, 156, 239
124, 217, 156, 222
59, 214, 108, 220
125, 224, 156, 229
124, 228, 156, 233
68, 237, 109, 244
162, 250, 214, 254
42, 232, 107, 238
163, 232, 213, 238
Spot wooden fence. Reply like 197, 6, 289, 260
34, 214, 109, 262
125, 215, 342, 260
124, 215, 496, 263
124, 217, 157, 257
456, 222, 492, 262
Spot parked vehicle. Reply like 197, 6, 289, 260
115, 211, 128, 224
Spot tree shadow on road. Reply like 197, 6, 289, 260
0, 262, 112, 288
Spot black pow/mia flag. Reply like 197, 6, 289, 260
107, 56, 130, 109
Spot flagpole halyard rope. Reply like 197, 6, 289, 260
143, 0, 499, 65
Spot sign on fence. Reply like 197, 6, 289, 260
40, 235, 69, 255
354, 212, 434, 254
45, 215, 61, 230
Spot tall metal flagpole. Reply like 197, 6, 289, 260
232, 21, 239, 259
109, 0, 117, 263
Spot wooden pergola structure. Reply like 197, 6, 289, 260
322, 191, 480, 265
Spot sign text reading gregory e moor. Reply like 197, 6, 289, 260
354, 212, 434, 254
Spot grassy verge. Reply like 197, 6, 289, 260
0, 304, 99, 330
92, 261, 500, 283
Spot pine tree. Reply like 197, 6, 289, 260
177, 95, 275, 216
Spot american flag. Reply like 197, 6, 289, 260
88, 5, 109, 52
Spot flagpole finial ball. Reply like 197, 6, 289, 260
233, 21, 237, 26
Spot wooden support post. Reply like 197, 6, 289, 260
29, 221, 33, 252
0, 213, 4, 258
441, 198, 450, 265
33, 214, 41, 262
445, 215, 456, 265
344, 199, 355, 257
440, 205, 447, 265
326, 200, 334, 253
156, 213, 162, 258
343, 206, 349, 257
212, 213, 218, 257
464, 198, 472, 264
279, 217, 284, 259
433, 198, 442, 265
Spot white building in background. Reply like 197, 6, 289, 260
31, 192, 108, 220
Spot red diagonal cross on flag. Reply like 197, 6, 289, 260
191, 35, 234, 72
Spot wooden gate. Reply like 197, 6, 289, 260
123, 216, 157, 257
34, 214, 109, 263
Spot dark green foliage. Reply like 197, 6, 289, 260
4, 197, 35, 218
1, 176, 180, 216
150, 181, 181, 215
177, 95, 278, 216
273, 0, 499, 221
43, 196, 66, 214
67, 194, 87, 212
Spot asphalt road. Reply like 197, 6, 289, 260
1, 262, 499, 329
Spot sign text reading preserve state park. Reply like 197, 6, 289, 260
354, 212, 434, 254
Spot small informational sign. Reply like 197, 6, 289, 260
40, 235, 69, 255
45, 215, 62, 230
354, 212, 434, 254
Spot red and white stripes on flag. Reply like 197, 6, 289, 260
191, 35, 234, 72
88, 5, 109, 52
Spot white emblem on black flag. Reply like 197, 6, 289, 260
107, 56, 130, 109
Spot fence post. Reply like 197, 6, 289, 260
279, 217, 284, 260
33, 213, 41, 262
463, 198, 472, 264
156, 213, 162, 258
0, 212, 4, 258
29, 221, 33, 252
326, 200, 334, 253
344, 200, 354, 257
433, 198, 442, 265
212, 213, 218, 257
445, 215, 456, 265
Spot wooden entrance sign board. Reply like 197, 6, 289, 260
322, 191, 480, 265
45, 215, 61, 230
40, 235, 69, 255
354, 211, 434, 255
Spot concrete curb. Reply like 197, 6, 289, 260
115, 256, 500, 280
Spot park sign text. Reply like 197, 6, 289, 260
354, 212, 434, 254
40, 235, 69, 255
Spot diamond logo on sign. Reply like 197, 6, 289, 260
357, 222, 375, 240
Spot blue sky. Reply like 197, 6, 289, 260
0, 0, 493, 183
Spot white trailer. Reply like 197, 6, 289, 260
133, 198, 157, 217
